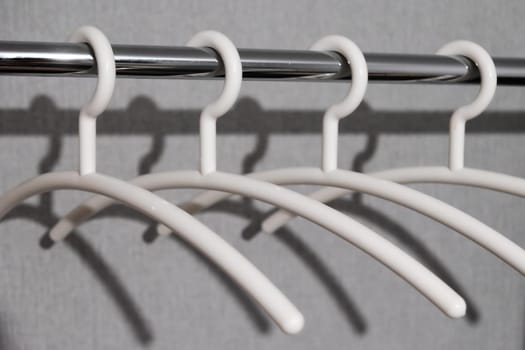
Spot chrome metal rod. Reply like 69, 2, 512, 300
1, 41, 525, 85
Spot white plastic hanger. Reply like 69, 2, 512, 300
0, 26, 307, 334
144, 37, 525, 280
261, 41, 525, 246
47, 31, 467, 318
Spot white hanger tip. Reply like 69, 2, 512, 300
49, 221, 74, 242
445, 297, 467, 319
156, 223, 172, 236
261, 219, 278, 235
280, 312, 305, 334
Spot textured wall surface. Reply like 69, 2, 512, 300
1, 0, 525, 349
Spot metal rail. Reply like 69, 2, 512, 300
1, 41, 525, 85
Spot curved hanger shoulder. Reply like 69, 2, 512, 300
0, 172, 304, 334
113, 167, 525, 277
263, 166, 525, 232
258, 168, 525, 276
48, 170, 466, 318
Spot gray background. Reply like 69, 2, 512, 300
1, 0, 525, 348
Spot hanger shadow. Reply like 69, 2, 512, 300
0, 133, 155, 345
0, 94, 525, 136
2, 93, 520, 345
139, 122, 481, 326
0, 314, 18, 350
222, 128, 480, 324
0, 131, 281, 344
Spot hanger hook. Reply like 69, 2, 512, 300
68, 26, 116, 175
310, 35, 368, 172
436, 40, 497, 171
187, 30, 242, 175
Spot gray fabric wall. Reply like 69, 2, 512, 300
1, 0, 525, 348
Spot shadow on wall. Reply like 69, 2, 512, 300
0, 314, 19, 350
1, 95, 525, 135
1, 95, 524, 347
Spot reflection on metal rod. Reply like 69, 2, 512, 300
1, 41, 525, 85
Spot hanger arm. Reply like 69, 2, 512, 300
262, 166, 525, 232
0, 171, 304, 334
147, 167, 525, 277
48, 170, 466, 318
